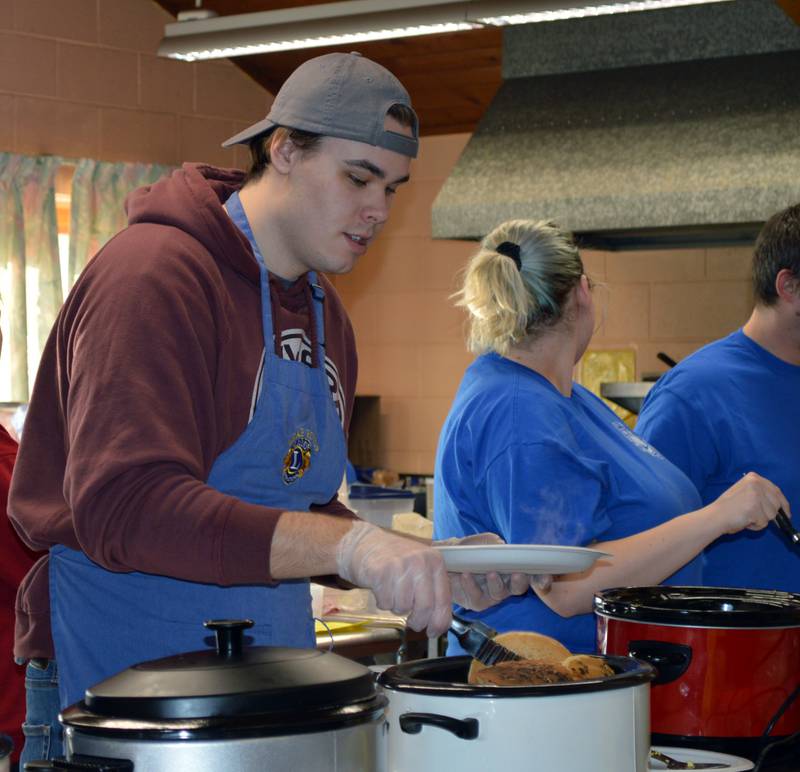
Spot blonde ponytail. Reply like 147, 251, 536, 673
454, 219, 584, 356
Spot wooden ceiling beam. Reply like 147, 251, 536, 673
775, 0, 800, 25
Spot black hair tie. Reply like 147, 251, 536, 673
496, 241, 522, 271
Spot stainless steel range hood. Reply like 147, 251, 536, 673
431, 0, 800, 249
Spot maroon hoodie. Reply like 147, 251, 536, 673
9, 164, 357, 659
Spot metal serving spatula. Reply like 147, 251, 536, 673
449, 613, 521, 666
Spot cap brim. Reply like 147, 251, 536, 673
221, 118, 278, 148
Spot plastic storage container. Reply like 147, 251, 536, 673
348, 485, 415, 528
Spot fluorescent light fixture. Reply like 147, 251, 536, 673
159, 0, 734, 61
160, 0, 481, 61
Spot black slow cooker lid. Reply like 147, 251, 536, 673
81, 620, 377, 721
594, 586, 800, 627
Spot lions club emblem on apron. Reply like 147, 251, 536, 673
282, 428, 319, 485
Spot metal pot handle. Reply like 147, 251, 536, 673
399, 711, 479, 740
628, 640, 692, 685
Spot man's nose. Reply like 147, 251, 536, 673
363, 193, 390, 224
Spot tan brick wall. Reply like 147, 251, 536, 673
336, 133, 756, 475
595, 248, 753, 376
0, 0, 268, 168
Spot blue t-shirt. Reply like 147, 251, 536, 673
636, 328, 800, 592
434, 352, 702, 655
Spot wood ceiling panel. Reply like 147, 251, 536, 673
152, 0, 501, 134
418, 107, 491, 134
409, 82, 501, 111
775, 0, 800, 25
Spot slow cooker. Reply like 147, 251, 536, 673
378, 653, 655, 771
42, 620, 386, 771
595, 586, 800, 758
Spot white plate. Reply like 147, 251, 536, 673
434, 544, 610, 574
650, 746, 754, 771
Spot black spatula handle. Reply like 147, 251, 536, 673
775, 507, 800, 546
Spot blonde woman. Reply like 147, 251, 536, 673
433, 219, 789, 655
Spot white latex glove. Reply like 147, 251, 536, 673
336, 521, 451, 637
437, 532, 553, 611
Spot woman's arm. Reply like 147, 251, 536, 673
537, 472, 789, 617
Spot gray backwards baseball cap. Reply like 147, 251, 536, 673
221, 52, 419, 158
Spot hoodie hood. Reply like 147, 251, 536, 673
126, 163, 259, 283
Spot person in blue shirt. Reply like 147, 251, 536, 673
636, 203, 800, 592
433, 219, 789, 655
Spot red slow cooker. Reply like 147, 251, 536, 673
594, 587, 800, 759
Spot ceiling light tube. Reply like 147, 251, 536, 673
470, 0, 733, 25
158, 0, 735, 61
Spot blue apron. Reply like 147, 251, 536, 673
50, 191, 347, 708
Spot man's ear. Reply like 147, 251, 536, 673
776, 268, 800, 302
269, 131, 300, 175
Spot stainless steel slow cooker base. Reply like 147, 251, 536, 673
66, 719, 386, 772
60, 621, 389, 772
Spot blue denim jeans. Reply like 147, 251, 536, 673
18, 659, 62, 769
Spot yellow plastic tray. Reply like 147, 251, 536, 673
314, 619, 366, 635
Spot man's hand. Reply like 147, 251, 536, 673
335, 524, 554, 635
336, 521, 452, 637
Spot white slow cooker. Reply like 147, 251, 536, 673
378, 654, 655, 772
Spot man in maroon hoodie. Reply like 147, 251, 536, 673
9, 52, 534, 765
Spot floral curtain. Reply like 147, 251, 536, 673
0, 153, 62, 401
0, 156, 174, 401
68, 159, 174, 290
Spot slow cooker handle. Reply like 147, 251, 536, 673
628, 640, 692, 686
399, 712, 479, 740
